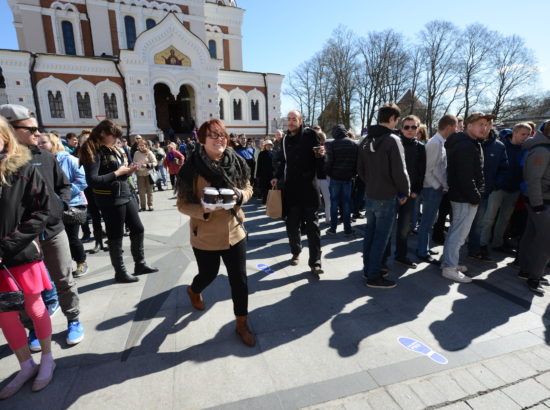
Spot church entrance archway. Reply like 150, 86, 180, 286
154, 83, 195, 140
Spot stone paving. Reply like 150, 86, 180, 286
1, 188, 549, 409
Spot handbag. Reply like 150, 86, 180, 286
62, 205, 87, 226
148, 169, 160, 185
0, 265, 25, 312
266, 188, 282, 218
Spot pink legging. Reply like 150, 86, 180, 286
0, 293, 52, 351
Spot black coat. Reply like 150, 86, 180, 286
445, 132, 484, 204
83, 145, 133, 207
400, 135, 426, 195
29, 146, 71, 240
0, 156, 50, 268
256, 150, 274, 183
275, 126, 322, 208
324, 134, 358, 181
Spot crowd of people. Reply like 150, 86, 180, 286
0, 100, 549, 399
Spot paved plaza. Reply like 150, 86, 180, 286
1, 189, 549, 409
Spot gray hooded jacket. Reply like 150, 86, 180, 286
522, 131, 550, 210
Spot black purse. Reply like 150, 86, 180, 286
0, 265, 25, 312
62, 205, 88, 226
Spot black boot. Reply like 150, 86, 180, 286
109, 238, 139, 283
130, 233, 159, 275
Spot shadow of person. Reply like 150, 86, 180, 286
430, 266, 536, 351
175, 270, 370, 364
328, 266, 453, 357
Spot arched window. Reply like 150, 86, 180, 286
251, 100, 259, 121
103, 93, 118, 119
124, 16, 137, 49
61, 21, 76, 55
208, 40, 217, 59
219, 98, 224, 120
77, 92, 92, 118
146, 18, 156, 30
233, 99, 242, 121
48, 90, 65, 118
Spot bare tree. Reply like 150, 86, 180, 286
418, 20, 460, 133
322, 25, 358, 128
455, 23, 495, 119
356, 29, 405, 129
285, 58, 319, 126
490, 34, 538, 120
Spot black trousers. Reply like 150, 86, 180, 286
100, 197, 144, 241
170, 174, 177, 190
85, 187, 103, 235
65, 223, 86, 263
433, 192, 452, 241
191, 239, 248, 316
285, 206, 322, 267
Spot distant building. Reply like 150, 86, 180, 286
0, 0, 283, 137
397, 90, 426, 123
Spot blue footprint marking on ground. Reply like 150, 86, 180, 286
257, 263, 275, 274
398, 337, 448, 365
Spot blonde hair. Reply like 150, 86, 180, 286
0, 117, 31, 185
41, 133, 65, 155
138, 140, 150, 152
168, 142, 177, 150
417, 124, 429, 143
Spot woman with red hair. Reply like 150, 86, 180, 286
176, 119, 255, 346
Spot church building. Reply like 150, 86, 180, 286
0, 0, 283, 138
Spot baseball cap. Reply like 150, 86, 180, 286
464, 112, 496, 126
0, 104, 34, 123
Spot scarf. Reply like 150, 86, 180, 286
177, 144, 250, 203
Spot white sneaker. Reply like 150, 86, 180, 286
456, 265, 468, 273
442, 267, 472, 283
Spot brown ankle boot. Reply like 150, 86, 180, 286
187, 286, 205, 310
235, 315, 255, 347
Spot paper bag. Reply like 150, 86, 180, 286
266, 189, 282, 218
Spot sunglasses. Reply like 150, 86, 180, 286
13, 126, 40, 133
207, 134, 226, 140
403, 125, 418, 131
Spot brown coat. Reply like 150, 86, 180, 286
176, 174, 253, 250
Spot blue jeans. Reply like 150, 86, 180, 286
416, 188, 444, 257
363, 197, 396, 278
442, 202, 479, 268
467, 196, 488, 254
480, 189, 520, 248
330, 179, 352, 232
41, 279, 58, 306
384, 197, 416, 261
157, 164, 167, 185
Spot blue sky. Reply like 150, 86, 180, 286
1, 0, 549, 115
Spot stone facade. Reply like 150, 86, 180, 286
0, 0, 283, 137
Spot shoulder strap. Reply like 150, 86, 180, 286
2, 264, 23, 291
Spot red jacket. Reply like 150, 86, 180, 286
164, 150, 185, 175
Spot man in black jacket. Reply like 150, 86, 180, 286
0, 104, 85, 348
272, 110, 324, 275
441, 112, 491, 283
325, 124, 358, 235
357, 103, 410, 289
384, 115, 426, 268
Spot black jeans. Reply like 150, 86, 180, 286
285, 206, 321, 267
84, 187, 103, 235
100, 197, 144, 241
170, 174, 177, 190
191, 239, 248, 316
433, 192, 451, 241
65, 223, 86, 263
384, 197, 415, 261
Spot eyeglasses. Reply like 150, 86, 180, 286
13, 126, 40, 134
403, 125, 418, 131
207, 134, 226, 140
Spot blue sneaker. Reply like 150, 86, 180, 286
66, 321, 84, 345
28, 330, 41, 352
47, 301, 60, 317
